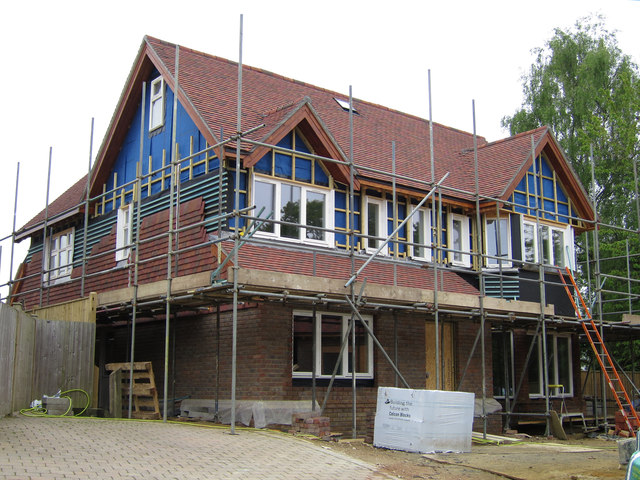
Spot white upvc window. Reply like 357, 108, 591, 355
292, 310, 374, 379
485, 217, 511, 267
45, 228, 74, 283
528, 333, 573, 398
448, 213, 471, 267
410, 208, 432, 261
116, 203, 133, 262
522, 220, 574, 268
149, 76, 165, 131
363, 197, 387, 254
253, 177, 333, 246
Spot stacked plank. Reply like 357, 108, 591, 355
105, 362, 160, 419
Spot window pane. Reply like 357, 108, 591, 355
151, 99, 163, 127
280, 184, 301, 239
367, 202, 379, 249
524, 223, 535, 263
413, 210, 425, 257
557, 337, 571, 393
528, 336, 542, 395
452, 219, 462, 262
348, 317, 368, 374
553, 229, 565, 267
321, 315, 343, 375
306, 191, 325, 240
487, 218, 509, 266
254, 181, 275, 233
492, 332, 512, 397
541, 226, 550, 265
293, 315, 314, 373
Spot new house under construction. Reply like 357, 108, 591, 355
2, 34, 640, 438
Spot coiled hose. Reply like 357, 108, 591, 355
20, 389, 91, 417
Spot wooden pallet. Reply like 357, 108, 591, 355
105, 361, 160, 420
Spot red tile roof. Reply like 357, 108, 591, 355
19, 36, 594, 234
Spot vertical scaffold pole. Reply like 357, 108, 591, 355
230, 14, 243, 435
428, 70, 440, 390
472, 100, 487, 438
164, 46, 180, 422
39, 147, 53, 307
80, 118, 94, 298
8, 162, 20, 302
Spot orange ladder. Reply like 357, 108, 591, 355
557, 266, 640, 436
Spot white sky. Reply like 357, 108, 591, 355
0, 0, 639, 297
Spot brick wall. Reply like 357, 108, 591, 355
102, 303, 426, 436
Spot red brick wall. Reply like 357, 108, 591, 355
102, 303, 426, 436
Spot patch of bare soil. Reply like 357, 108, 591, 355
320, 435, 625, 480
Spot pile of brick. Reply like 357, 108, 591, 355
290, 412, 331, 439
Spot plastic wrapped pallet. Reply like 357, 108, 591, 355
373, 387, 475, 453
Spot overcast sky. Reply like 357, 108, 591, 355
1, 0, 639, 296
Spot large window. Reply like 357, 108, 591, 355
363, 197, 387, 254
410, 208, 432, 261
45, 228, 74, 283
253, 178, 332, 245
149, 76, 165, 131
485, 217, 510, 267
448, 214, 470, 267
292, 311, 373, 379
522, 220, 573, 268
115, 203, 133, 262
528, 333, 573, 397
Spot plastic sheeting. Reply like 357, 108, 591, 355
374, 387, 475, 454
180, 399, 319, 429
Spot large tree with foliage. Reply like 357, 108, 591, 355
503, 17, 640, 367
503, 16, 640, 228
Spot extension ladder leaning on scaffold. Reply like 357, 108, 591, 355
557, 266, 640, 437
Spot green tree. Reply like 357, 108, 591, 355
503, 17, 640, 368
502, 16, 640, 228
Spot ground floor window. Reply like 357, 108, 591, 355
528, 333, 573, 397
492, 331, 514, 398
292, 310, 373, 379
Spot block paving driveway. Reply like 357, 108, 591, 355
0, 416, 393, 479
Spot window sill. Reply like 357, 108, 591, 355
292, 377, 374, 388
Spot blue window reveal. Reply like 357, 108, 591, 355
510, 155, 573, 224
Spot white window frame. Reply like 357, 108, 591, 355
492, 330, 515, 399
448, 213, 471, 267
485, 216, 511, 268
528, 333, 573, 398
116, 203, 133, 262
363, 197, 387, 254
253, 176, 334, 247
44, 228, 74, 283
292, 310, 374, 379
410, 207, 432, 261
149, 76, 165, 131
522, 220, 574, 268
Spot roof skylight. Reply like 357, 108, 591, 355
334, 97, 357, 113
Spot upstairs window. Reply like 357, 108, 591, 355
410, 208, 432, 261
253, 178, 332, 245
363, 197, 387, 254
485, 217, 511, 267
116, 203, 133, 262
149, 76, 165, 131
448, 214, 471, 267
46, 228, 74, 283
522, 220, 573, 268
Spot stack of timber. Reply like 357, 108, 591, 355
105, 362, 160, 419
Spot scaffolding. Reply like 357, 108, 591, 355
2, 23, 640, 438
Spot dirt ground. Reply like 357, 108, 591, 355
320, 434, 627, 480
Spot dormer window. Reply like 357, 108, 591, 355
149, 76, 165, 131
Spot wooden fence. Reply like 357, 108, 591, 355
581, 369, 640, 418
0, 296, 96, 416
